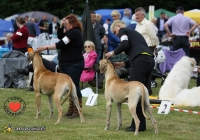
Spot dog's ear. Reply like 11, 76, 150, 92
27, 50, 36, 62
190, 58, 197, 67
99, 60, 107, 74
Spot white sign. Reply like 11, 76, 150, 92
149, 5, 155, 21
85, 94, 98, 106
158, 100, 172, 114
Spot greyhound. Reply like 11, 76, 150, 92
99, 59, 158, 135
28, 51, 85, 124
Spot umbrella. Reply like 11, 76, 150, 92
19, 11, 59, 21
184, 9, 200, 23
81, 1, 97, 49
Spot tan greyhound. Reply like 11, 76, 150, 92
99, 59, 158, 135
28, 51, 85, 124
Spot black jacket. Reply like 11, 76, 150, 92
93, 22, 105, 51
48, 22, 60, 34
114, 27, 153, 65
156, 17, 168, 31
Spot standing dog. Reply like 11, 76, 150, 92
28, 51, 85, 124
99, 59, 158, 135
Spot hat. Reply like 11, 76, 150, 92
176, 6, 184, 11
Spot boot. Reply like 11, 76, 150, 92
64, 98, 74, 116
68, 97, 82, 119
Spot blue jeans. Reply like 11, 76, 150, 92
59, 60, 84, 98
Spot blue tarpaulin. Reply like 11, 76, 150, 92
0, 19, 14, 37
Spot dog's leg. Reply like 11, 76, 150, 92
145, 99, 159, 134
128, 94, 141, 136
35, 92, 41, 119
54, 93, 63, 124
72, 97, 85, 122
116, 103, 122, 130
47, 94, 54, 118
104, 98, 112, 130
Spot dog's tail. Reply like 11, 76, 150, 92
140, 83, 150, 120
60, 82, 72, 105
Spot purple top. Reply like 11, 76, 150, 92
166, 13, 196, 36
159, 48, 185, 74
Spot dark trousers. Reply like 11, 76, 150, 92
129, 54, 155, 130
149, 46, 156, 93
27, 58, 57, 87
157, 31, 166, 43
59, 60, 84, 98
13, 48, 27, 54
173, 37, 190, 56
197, 76, 200, 87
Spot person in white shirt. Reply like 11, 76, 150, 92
103, 18, 111, 35
135, 7, 159, 52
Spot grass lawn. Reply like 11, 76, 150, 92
0, 78, 200, 140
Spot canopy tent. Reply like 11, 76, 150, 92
146, 8, 176, 19
184, 9, 200, 23
5, 14, 19, 21
19, 11, 59, 21
0, 20, 14, 37
95, 9, 128, 23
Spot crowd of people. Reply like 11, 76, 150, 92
12, 6, 200, 133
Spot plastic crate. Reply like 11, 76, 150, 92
0, 47, 9, 58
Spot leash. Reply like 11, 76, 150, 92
55, 65, 59, 73
151, 106, 200, 115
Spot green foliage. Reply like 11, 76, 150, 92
0, 0, 199, 20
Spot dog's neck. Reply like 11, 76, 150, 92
33, 53, 46, 71
104, 62, 117, 80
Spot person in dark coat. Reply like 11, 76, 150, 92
90, 11, 105, 62
48, 17, 60, 37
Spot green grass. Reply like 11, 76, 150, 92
0, 78, 200, 140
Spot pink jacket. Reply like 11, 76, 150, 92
80, 50, 97, 82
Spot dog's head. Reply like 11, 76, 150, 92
189, 57, 197, 68
27, 50, 42, 62
99, 59, 109, 74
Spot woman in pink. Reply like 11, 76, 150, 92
80, 40, 97, 82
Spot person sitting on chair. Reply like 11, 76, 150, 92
80, 40, 97, 82
88, 52, 130, 88
17, 55, 59, 91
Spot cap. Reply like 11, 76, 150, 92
176, 6, 184, 11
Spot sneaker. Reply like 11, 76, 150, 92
17, 68, 29, 76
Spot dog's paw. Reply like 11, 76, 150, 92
54, 121, 59, 125
116, 127, 120, 130
34, 114, 41, 119
34, 116, 38, 119
104, 127, 109, 130
49, 113, 54, 118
